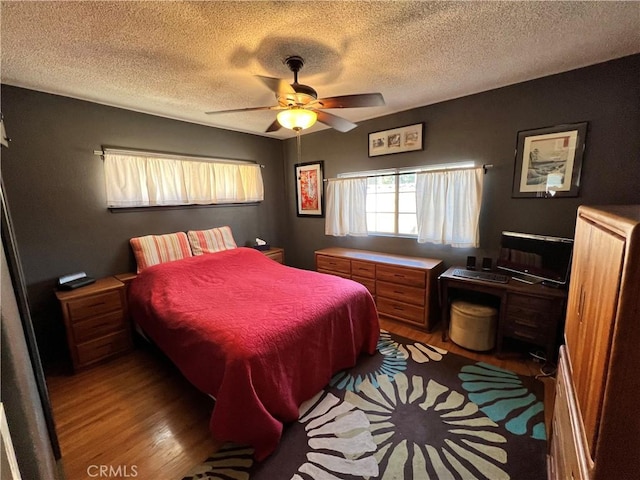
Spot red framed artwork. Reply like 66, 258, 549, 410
294, 161, 324, 217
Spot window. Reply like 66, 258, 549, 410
339, 163, 475, 238
365, 172, 418, 236
331, 162, 483, 247
102, 149, 264, 208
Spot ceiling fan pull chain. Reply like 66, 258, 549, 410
296, 130, 302, 163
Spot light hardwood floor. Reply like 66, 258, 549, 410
46, 318, 555, 480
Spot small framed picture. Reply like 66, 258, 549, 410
512, 122, 588, 198
294, 160, 324, 217
369, 123, 424, 157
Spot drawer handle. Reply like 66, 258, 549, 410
394, 290, 404, 294
88, 301, 107, 308
393, 306, 404, 311
514, 330, 536, 340
393, 274, 405, 278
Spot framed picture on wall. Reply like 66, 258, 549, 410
512, 122, 588, 198
368, 123, 424, 157
294, 160, 324, 217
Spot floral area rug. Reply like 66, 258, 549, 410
182, 330, 547, 480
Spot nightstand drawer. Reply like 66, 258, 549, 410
316, 255, 351, 274
351, 261, 375, 279
376, 265, 425, 288
76, 330, 131, 366
67, 290, 123, 322
262, 248, 284, 264
377, 280, 425, 306
72, 311, 126, 343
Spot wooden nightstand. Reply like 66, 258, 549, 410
261, 247, 284, 264
56, 276, 133, 371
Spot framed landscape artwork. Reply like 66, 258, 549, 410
512, 122, 588, 198
294, 160, 324, 217
369, 123, 424, 157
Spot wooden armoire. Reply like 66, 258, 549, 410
549, 205, 640, 479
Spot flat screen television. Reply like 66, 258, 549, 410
496, 231, 574, 287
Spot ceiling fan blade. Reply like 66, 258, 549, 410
315, 110, 358, 133
205, 105, 281, 115
265, 118, 282, 133
255, 75, 296, 95
317, 93, 385, 109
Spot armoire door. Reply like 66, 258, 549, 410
564, 217, 591, 367
564, 216, 625, 456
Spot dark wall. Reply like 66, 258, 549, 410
283, 54, 640, 270
0, 86, 285, 363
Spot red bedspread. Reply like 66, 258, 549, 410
128, 247, 379, 460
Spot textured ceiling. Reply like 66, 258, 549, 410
2, 1, 639, 139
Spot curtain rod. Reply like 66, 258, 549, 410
324, 164, 493, 182
93, 148, 264, 168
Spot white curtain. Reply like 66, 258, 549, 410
415, 167, 483, 248
104, 154, 264, 208
325, 177, 368, 236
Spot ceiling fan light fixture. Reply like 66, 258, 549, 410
277, 108, 317, 131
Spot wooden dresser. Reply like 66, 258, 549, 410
315, 247, 444, 330
548, 205, 640, 479
56, 276, 133, 371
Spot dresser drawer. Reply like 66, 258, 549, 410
76, 330, 132, 367
318, 269, 351, 279
316, 255, 351, 275
376, 280, 425, 306
72, 311, 126, 343
377, 297, 425, 325
351, 260, 375, 279
67, 290, 123, 322
353, 276, 376, 295
376, 265, 425, 288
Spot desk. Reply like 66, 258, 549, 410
439, 266, 567, 361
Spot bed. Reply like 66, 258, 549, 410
127, 246, 380, 460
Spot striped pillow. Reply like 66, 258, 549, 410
130, 232, 192, 273
187, 226, 237, 255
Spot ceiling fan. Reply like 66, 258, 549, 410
205, 55, 385, 133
